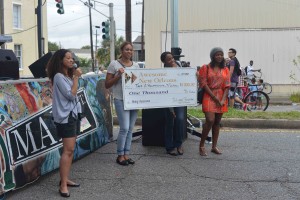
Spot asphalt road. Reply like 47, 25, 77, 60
6, 127, 300, 200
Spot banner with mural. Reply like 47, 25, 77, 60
0, 74, 112, 194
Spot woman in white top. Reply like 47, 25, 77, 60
105, 41, 139, 166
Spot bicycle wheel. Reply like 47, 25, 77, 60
243, 91, 269, 111
262, 82, 272, 94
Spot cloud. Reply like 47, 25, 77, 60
47, 0, 142, 49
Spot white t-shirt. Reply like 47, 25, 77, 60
107, 60, 139, 100
246, 65, 254, 79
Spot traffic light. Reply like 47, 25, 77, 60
102, 21, 110, 40
55, 0, 64, 14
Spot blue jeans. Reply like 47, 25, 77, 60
114, 99, 138, 156
164, 107, 184, 152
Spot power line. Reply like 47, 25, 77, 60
50, 15, 89, 28
116, 28, 141, 33
5, 25, 37, 35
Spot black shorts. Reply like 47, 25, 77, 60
55, 113, 80, 138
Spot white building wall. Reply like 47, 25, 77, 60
144, 0, 300, 94
162, 29, 300, 85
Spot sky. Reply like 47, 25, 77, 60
47, 0, 143, 49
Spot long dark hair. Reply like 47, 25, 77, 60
46, 49, 73, 84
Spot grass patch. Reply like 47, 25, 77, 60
290, 92, 300, 103
187, 107, 300, 120
116, 107, 300, 120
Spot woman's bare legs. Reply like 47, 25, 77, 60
59, 137, 76, 194
211, 113, 223, 154
199, 112, 215, 156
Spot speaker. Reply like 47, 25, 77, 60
141, 107, 187, 147
28, 52, 53, 78
0, 49, 19, 80
142, 108, 166, 146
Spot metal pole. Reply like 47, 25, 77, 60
170, 0, 187, 141
88, 0, 95, 71
141, 0, 145, 61
37, 0, 43, 58
170, 0, 178, 48
109, 3, 115, 61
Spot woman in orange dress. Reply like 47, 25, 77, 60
198, 47, 230, 156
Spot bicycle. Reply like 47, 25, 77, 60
244, 70, 272, 94
237, 84, 270, 111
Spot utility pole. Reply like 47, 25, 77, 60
171, 0, 178, 51
36, 0, 43, 58
141, 0, 144, 61
109, 3, 115, 61
88, 0, 95, 71
125, 0, 131, 42
170, 0, 186, 140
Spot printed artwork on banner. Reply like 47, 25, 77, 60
0, 75, 112, 194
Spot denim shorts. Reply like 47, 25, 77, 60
55, 113, 80, 138
228, 82, 238, 98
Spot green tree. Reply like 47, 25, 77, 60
81, 45, 91, 49
48, 41, 59, 51
78, 57, 92, 73
96, 36, 125, 67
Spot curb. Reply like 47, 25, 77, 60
220, 118, 300, 129
113, 117, 300, 129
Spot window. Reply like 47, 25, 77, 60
14, 45, 22, 69
13, 4, 21, 29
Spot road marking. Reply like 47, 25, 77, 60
221, 128, 300, 133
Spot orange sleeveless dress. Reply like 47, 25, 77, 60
198, 64, 230, 113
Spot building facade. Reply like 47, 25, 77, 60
0, 0, 48, 77
144, 0, 300, 95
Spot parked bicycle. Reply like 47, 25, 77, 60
236, 84, 270, 111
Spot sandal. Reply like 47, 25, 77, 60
199, 147, 207, 156
167, 149, 178, 156
211, 147, 222, 155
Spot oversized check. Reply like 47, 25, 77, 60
122, 68, 197, 110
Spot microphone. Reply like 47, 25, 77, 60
73, 63, 78, 69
